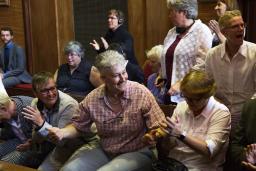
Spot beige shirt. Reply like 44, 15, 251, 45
168, 97, 231, 171
205, 41, 256, 131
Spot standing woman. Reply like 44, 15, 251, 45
55, 41, 102, 96
90, 9, 139, 65
160, 0, 213, 103
209, 0, 239, 46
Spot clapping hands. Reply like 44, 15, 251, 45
242, 144, 256, 171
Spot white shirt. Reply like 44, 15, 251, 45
168, 97, 231, 171
161, 20, 213, 103
205, 40, 256, 130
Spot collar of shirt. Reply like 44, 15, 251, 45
5, 41, 14, 49
221, 40, 247, 60
186, 96, 215, 119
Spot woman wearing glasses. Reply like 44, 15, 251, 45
146, 70, 231, 170
90, 9, 139, 66
209, 0, 239, 46
55, 41, 102, 96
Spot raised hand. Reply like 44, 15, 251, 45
22, 106, 44, 127
89, 39, 100, 50
100, 37, 109, 49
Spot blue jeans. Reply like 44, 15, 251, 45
61, 146, 156, 171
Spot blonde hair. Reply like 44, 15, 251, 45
146, 45, 163, 62
218, 10, 242, 29
219, 0, 239, 10
180, 70, 216, 99
0, 93, 11, 109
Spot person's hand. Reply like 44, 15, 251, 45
47, 127, 64, 144
16, 139, 32, 152
242, 162, 256, 171
168, 81, 181, 96
160, 116, 182, 137
100, 37, 109, 50
154, 75, 166, 88
142, 128, 167, 145
245, 144, 256, 164
208, 20, 221, 34
22, 106, 44, 127
89, 39, 100, 50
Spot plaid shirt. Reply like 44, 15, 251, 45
73, 81, 165, 155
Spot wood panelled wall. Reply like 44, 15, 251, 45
0, 0, 216, 74
0, 0, 25, 50
24, 0, 74, 74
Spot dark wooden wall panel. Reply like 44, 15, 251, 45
0, 0, 25, 49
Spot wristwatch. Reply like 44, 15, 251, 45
178, 131, 187, 141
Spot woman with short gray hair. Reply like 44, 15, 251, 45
55, 41, 103, 96
159, 0, 213, 104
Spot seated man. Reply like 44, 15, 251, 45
0, 93, 33, 164
11, 71, 89, 169
229, 98, 256, 171
0, 27, 32, 88
147, 70, 231, 170
47, 50, 166, 171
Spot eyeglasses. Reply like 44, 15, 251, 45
39, 86, 57, 95
180, 93, 204, 103
226, 23, 246, 30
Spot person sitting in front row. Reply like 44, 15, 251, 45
145, 70, 231, 170
47, 50, 166, 171
55, 41, 103, 96
0, 93, 33, 166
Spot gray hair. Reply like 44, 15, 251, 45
167, 0, 198, 19
0, 93, 11, 109
95, 50, 128, 72
219, 10, 242, 29
64, 41, 84, 58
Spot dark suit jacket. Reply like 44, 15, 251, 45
0, 43, 32, 83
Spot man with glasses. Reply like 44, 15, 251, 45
204, 10, 256, 137
19, 71, 96, 169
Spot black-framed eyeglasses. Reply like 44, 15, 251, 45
39, 86, 57, 95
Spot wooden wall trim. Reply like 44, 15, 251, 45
22, 0, 33, 74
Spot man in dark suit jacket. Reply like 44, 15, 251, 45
0, 27, 32, 88
0, 93, 33, 164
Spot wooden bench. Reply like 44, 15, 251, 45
0, 161, 38, 171
6, 84, 34, 97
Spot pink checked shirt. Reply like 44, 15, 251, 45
72, 81, 166, 155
